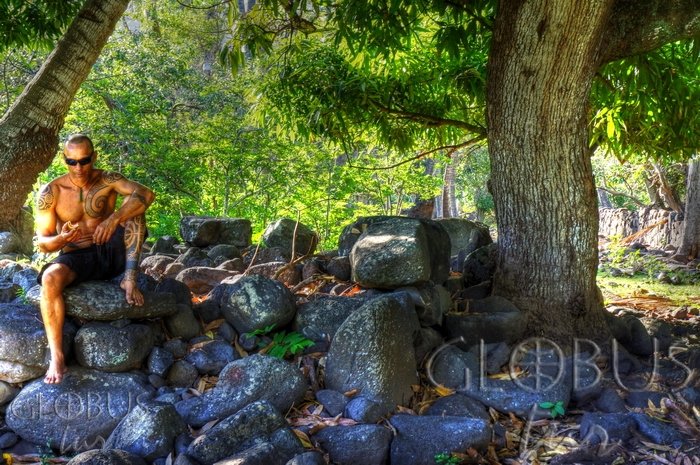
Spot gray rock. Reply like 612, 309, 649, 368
185, 339, 238, 375
262, 218, 319, 259
166, 360, 199, 388
0, 260, 24, 281
389, 414, 492, 465
180, 216, 252, 248
176, 267, 240, 295
163, 339, 189, 358
212, 442, 282, 465
0, 232, 21, 254
344, 396, 384, 423
315, 389, 348, 417
27, 281, 177, 321
218, 275, 296, 334
0, 279, 20, 303
175, 247, 214, 268
437, 218, 492, 256
105, 402, 187, 461
326, 256, 351, 281
0, 379, 19, 406
66, 450, 147, 465
151, 236, 179, 255
462, 243, 497, 287
631, 412, 685, 446
164, 304, 201, 340
216, 258, 246, 272
215, 321, 237, 343
0, 304, 73, 383
427, 345, 480, 391
615, 314, 654, 356
147, 348, 174, 378
6, 368, 153, 452
141, 255, 176, 280
294, 296, 365, 342
208, 244, 241, 261
185, 401, 288, 464
75, 322, 154, 372
12, 268, 38, 293
325, 297, 419, 413
243, 247, 288, 267
579, 412, 635, 445
314, 424, 391, 465
393, 284, 450, 327
425, 394, 490, 421
0, 431, 19, 450
594, 387, 626, 413
245, 261, 302, 287
350, 217, 450, 288
413, 327, 444, 365
164, 262, 186, 279
625, 390, 665, 409
193, 300, 221, 323
445, 296, 527, 349
285, 452, 326, 465
337, 216, 394, 256
177, 354, 307, 427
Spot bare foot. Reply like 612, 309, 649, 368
121, 279, 145, 306
44, 357, 66, 384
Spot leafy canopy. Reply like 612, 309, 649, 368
0, 0, 84, 52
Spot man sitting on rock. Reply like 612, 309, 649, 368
35, 134, 155, 384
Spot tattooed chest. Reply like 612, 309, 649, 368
84, 182, 117, 218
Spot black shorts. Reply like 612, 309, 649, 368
38, 226, 126, 286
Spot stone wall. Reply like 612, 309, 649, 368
599, 207, 683, 248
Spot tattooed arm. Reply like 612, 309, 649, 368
122, 214, 146, 282
93, 171, 155, 245
35, 183, 80, 253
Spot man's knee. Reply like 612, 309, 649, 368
41, 264, 73, 292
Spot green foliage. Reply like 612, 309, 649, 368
245, 324, 314, 359
434, 452, 461, 465
591, 41, 700, 163
0, 0, 83, 52
15, 287, 28, 305
267, 330, 315, 358
539, 401, 565, 419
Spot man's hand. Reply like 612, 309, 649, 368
60, 221, 81, 246
93, 215, 119, 245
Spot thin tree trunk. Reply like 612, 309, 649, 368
678, 158, 700, 259
0, 0, 130, 228
597, 187, 612, 209
442, 159, 458, 218
651, 162, 684, 213
487, 0, 611, 344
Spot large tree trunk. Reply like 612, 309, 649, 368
0, 0, 130, 229
678, 158, 700, 259
487, 1, 612, 343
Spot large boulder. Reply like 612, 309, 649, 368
74, 322, 154, 372
337, 216, 393, 256
349, 217, 451, 288
314, 425, 391, 465
217, 274, 296, 334
28, 282, 177, 321
105, 402, 187, 461
262, 218, 319, 259
180, 216, 252, 248
176, 354, 307, 427
174, 247, 214, 268
0, 304, 74, 383
445, 296, 527, 349
293, 296, 365, 342
185, 401, 300, 464
389, 414, 492, 465
462, 243, 497, 287
325, 297, 419, 413
6, 368, 153, 452
437, 218, 492, 256
66, 450, 147, 465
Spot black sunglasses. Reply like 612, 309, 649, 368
64, 154, 93, 166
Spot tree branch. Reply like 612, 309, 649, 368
346, 135, 485, 171
597, 186, 646, 207
369, 99, 487, 135
600, 0, 700, 64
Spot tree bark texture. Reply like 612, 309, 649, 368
0, 0, 130, 228
678, 158, 700, 259
487, 1, 613, 343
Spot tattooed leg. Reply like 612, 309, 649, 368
120, 214, 146, 306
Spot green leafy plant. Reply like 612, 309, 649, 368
434, 452, 461, 465
539, 400, 566, 418
244, 324, 315, 359
15, 287, 29, 305
266, 331, 315, 359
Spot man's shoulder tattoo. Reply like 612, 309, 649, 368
103, 171, 125, 184
37, 185, 55, 211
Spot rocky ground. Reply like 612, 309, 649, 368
0, 216, 698, 465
